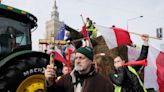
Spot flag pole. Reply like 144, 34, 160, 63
80, 14, 93, 48
80, 14, 85, 24
129, 31, 162, 40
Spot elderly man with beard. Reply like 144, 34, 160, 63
44, 46, 113, 92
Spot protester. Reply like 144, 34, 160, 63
86, 17, 94, 38
62, 65, 72, 75
44, 46, 113, 92
55, 65, 72, 82
109, 34, 149, 92
93, 54, 113, 77
90, 25, 97, 38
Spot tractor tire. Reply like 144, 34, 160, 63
0, 52, 49, 92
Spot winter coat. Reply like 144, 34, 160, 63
45, 67, 113, 92
109, 45, 149, 92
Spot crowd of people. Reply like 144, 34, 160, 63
44, 18, 154, 92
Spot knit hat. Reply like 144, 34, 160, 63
76, 46, 93, 61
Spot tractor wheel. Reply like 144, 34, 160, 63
0, 52, 49, 92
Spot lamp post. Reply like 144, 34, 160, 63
127, 16, 143, 31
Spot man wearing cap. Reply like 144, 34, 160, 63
44, 46, 113, 92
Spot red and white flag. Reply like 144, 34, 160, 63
144, 46, 164, 92
95, 25, 131, 49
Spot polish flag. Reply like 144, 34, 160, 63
144, 46, 164, 92
95, 25, 131, 49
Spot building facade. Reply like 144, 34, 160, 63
39, 0, 64, 52
46, 0, 64, 40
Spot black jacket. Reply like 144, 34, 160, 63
109, 45, 149, 92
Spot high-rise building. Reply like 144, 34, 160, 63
45, 0, 64, 40
39, 0, 64, 52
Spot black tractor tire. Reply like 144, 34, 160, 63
0, 52, 49, 92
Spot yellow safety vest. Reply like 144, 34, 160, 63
90, 28, 97, 38
114, 84, 122, 92
86, 21, 94, 32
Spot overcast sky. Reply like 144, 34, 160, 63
3, 0, 164, 51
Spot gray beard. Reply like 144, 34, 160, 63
74, 65, 83, 71
74, 65, 91, 74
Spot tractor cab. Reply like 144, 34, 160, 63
0, 4, 51, 92
0, 4, 37, 58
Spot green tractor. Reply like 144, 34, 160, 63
0, 4, 50, 92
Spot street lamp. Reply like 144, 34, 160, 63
127, 16, 143, 31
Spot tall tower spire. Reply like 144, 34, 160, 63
51, 0, 59, 20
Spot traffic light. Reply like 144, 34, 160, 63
156, 28, 163, 39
